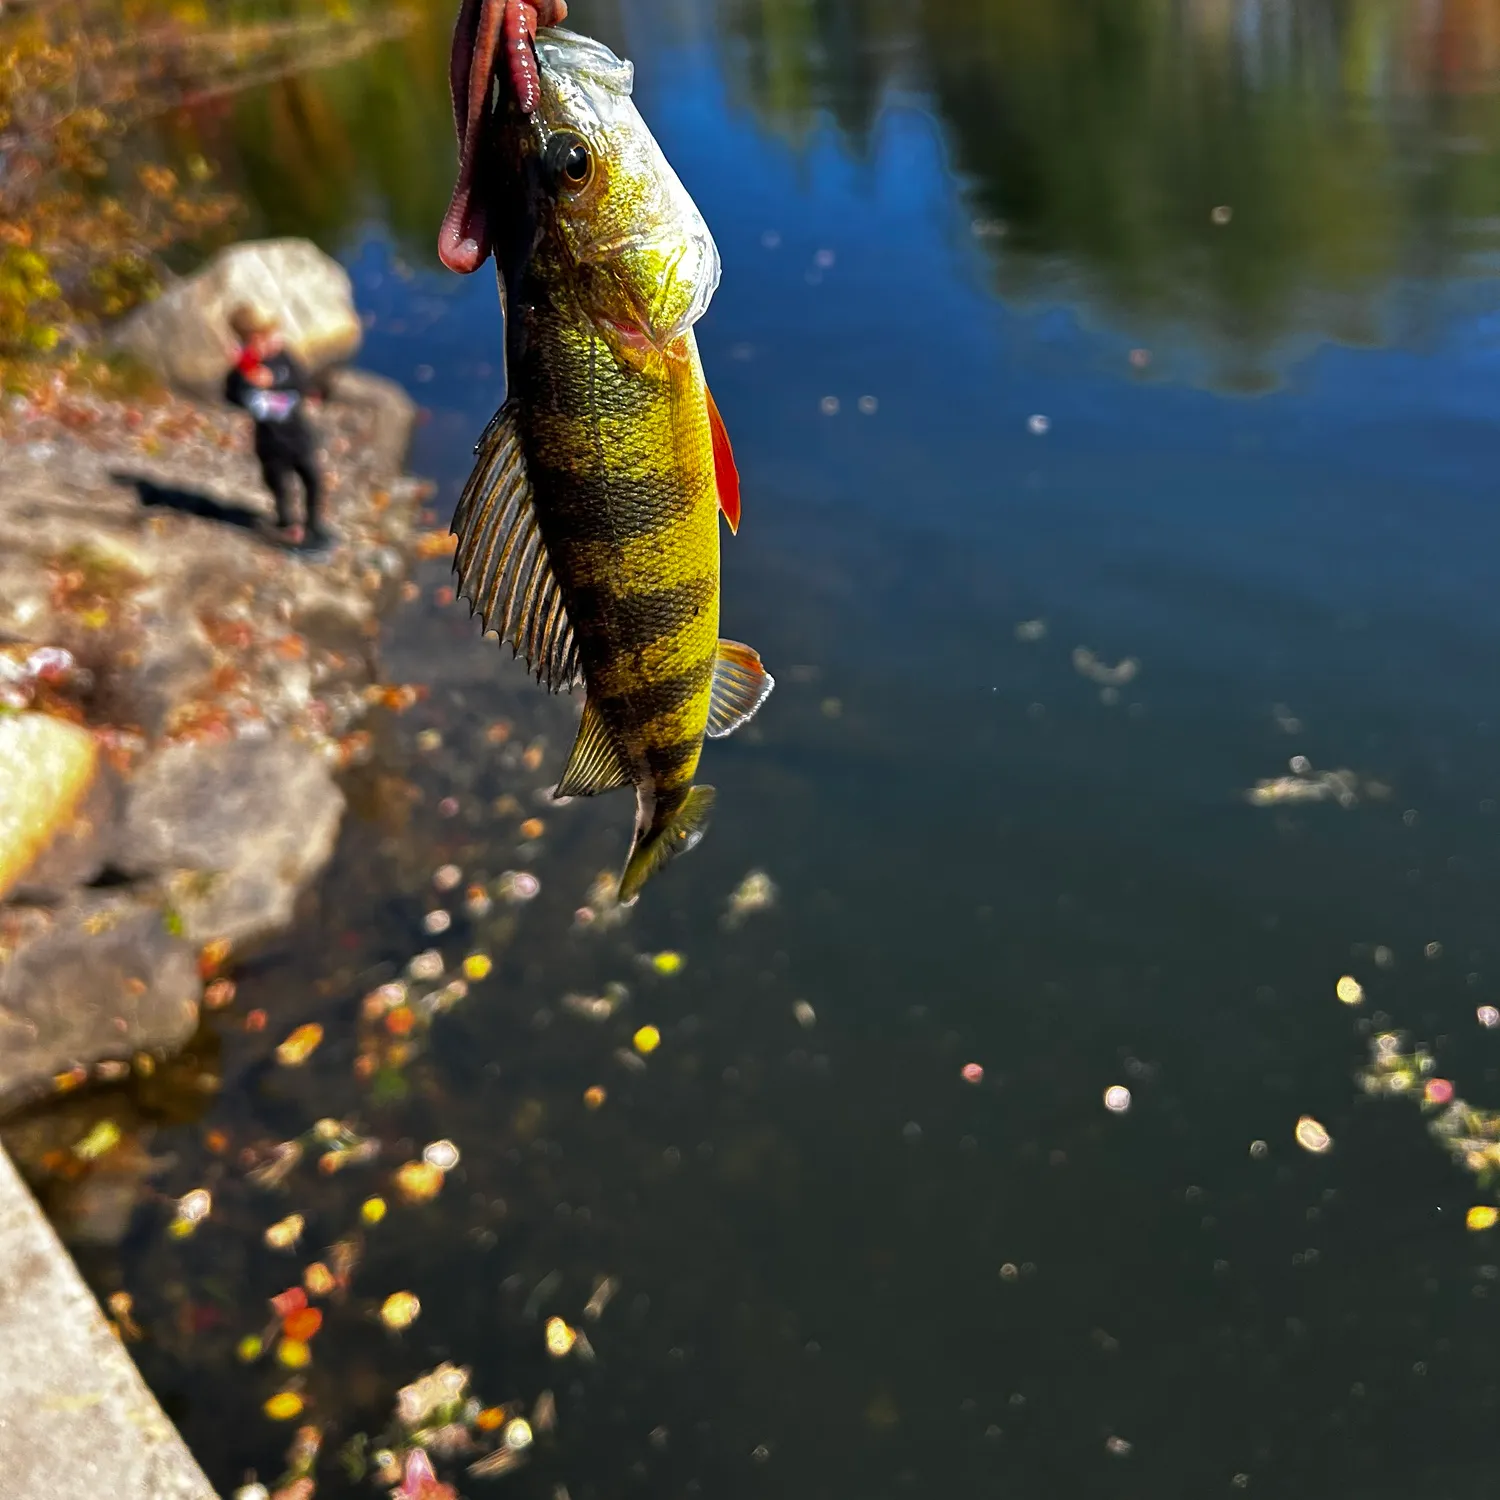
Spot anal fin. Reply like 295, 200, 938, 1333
556, 698, 632, 798
706, 640, 774, 739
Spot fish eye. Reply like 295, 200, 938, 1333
547, 133, 594, 192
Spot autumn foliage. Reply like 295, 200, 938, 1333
0, 4, 249, 371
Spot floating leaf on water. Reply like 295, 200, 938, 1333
961, 1063, 984, 1085
303, 1263, 336, 1298
423, 1140, 461, 1174
793, 1000, 816, 1029
463, 953, 493, 982
1336, 975, 1365, 1006
1467, 1206, 1498, 1231
1425, 1078, 1455, 1106
283, 1307, 322, 1341
276, 1024, 324, 1067
562, 992, 619, 1022
264, 1391, 305, 1421
264, 1214, 305, 1251
424, 1420, 474, 1459
583, 1086, 606, 1110
469, 1446, 527, 1478
270, 1287, 308, 1319
381, 1291, 421, 1330
395, 1362, 470, 1429
277, 1337, 312, 1369
320, 1139, 381, 1176
633, 1025, 661, 1056
584, 1276, 618, 1321
1072, 647, 1137, 686
237, 1334, 264, 1362
203, 978, 236, 1010
234, 1486, 270, 1500
199, 937, 232, 977
1103, 1085, 1131, 1114
328, 1237, 362, 1292
1294, 1116, 1332, 1154
361, 1196, 387, 1224
532, 1390, 556, 1433
249, 1140, 305, 1189
433, 864, 462, 891
649, 952, 683, 976
1480, 1006, 1500, 1029
409, 950, 444, 981
176, 1188, 212, 1224
497, 870, 541, 903
476, 1407, 507, 1433
73, 1120, 121, 1161
724, 871, 776, 927
395, 1160, 445, 1204
544, 1317, 577, 1357
503, 1419, 534, 1451
285, 1423, 322, 1479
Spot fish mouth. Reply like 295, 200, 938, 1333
439, 0, 569, 274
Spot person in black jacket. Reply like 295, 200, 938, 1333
224, 305, 330, 551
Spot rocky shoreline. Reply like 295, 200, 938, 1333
0, 358, 431, 1114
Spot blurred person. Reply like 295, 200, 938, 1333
224, 305, 331, 553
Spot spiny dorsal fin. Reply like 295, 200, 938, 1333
706, 639, 774, 740
705, 385, 740, 534
452, 402, 582, 692
556, 698, 633, 798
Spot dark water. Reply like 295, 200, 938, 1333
23, 1, 1500, 1495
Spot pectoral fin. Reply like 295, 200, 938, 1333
705, 385, 740, 534
556, 698, 633, 798
706, 640, 774, 739
452, 402, 582, 692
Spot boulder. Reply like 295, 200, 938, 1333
120, 734, 345, 945
0, 715, 106, 902
114, 238, 361, 397
0, 1145, 218, 1499
0, 894, 200, 1111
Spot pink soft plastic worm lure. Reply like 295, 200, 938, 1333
504, 0, 543, 114
439, 0, 568, 274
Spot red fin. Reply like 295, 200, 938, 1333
705, 386, 740, 534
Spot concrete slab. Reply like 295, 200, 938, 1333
0, 1145, 218, 1500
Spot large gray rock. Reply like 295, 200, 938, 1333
0, 1145, 217, 1500
115, 238, 361, 396
121, 734, 345, 945
0, 894, 200, 1111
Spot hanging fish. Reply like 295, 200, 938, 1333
449, 26, 773, 903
